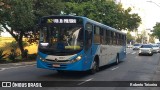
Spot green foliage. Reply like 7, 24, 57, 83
149, 35, 155, 43
0, 0, 142, 59
22, 49, 28, 58
152, 23, 160, 40
8, 49, 17, 61
0, 0, 64, 58
28, 53, 37, 60
0, 49, 6, 60
0, 25, 3, 31
0, 25, 3, 36
62, 0, 141, 30
126, 32, 134, 43
0, 0, 35, 57
136, 35, 142, 43
33, 0, 63, 21
2, 41, 28, 50
136, 37, 141, 43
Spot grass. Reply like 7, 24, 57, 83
0, 37, 38, 63
0, 37, 38, 54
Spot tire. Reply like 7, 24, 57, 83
115, 55, 119, 65
150, 53, 153, 56
89, 60, 99, 74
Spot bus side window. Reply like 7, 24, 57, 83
106, 30, 110, 45
100, 28, 105, 44
85, 23, 93, 51
113, 32, 116, 45
123, 35, 126, 45
115, 33, 118, 45
94, 26, 100, 44
111, 31, 114, 45
119, 34, 121, 45
116, 33, 119, 45
121, 34, 123, 45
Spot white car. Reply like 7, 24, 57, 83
157, 42, 160, 47
152, 44, 160, 53
139, 44, 153, 56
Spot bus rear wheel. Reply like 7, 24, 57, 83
115, 55, 119, 65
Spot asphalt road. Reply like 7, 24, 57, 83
0, 48, 160, 90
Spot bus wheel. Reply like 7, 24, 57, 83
115, 55, 119, 65
89, 60, 99, 74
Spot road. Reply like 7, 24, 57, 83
0, 48, 160, 90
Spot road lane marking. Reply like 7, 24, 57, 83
131, 52, 136, 54
0, 64, 36, 71
0, 68, 5, 71
77, 78, 93, 85
111, 67, 119, 70
126, 52, 130, 54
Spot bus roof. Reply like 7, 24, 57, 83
40, 15, 126, 35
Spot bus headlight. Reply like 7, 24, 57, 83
70, 55, 82, 63
75, 55, 82, 61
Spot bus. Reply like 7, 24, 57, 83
36, 15, 126, 73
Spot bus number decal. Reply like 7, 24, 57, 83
47, 19, 77, 24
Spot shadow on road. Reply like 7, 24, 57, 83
39, 62, 124, 81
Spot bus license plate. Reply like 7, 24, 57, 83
53, 64, 60, 67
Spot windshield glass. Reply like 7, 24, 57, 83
134, 44, 140, 46
141, 45, 152, 48
152, 45, 158, 47
39, 25, 84, 55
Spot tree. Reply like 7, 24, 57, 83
0, 0, 64, 58
62, 0, 141, 30
0, 0, 35, 58
126, 32, 134, 44
0, 25, 3, 36
26, 0, 64, 44
152, 23, 160, 40
33, 0, 63, 23
149, 35, 155, 43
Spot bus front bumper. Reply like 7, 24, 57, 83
37, 58, 85, 71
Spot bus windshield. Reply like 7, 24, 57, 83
39, 25, 84, 55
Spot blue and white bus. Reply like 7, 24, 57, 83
36, 15, 126, 73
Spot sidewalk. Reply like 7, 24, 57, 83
152, 55, 160, 81
152, 57, 160, 90
0, 60, 36, 69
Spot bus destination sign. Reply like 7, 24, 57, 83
47, 19, 77, 24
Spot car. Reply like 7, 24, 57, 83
156, 42, 160, 47
139, 44, 153, 56
133, 43, 142, 50
152, 44, 160, 53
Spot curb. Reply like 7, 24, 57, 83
0, 61, 36, 66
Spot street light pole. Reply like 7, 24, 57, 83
147, 1, 160, 7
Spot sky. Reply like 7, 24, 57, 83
117, 0, 160, 30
